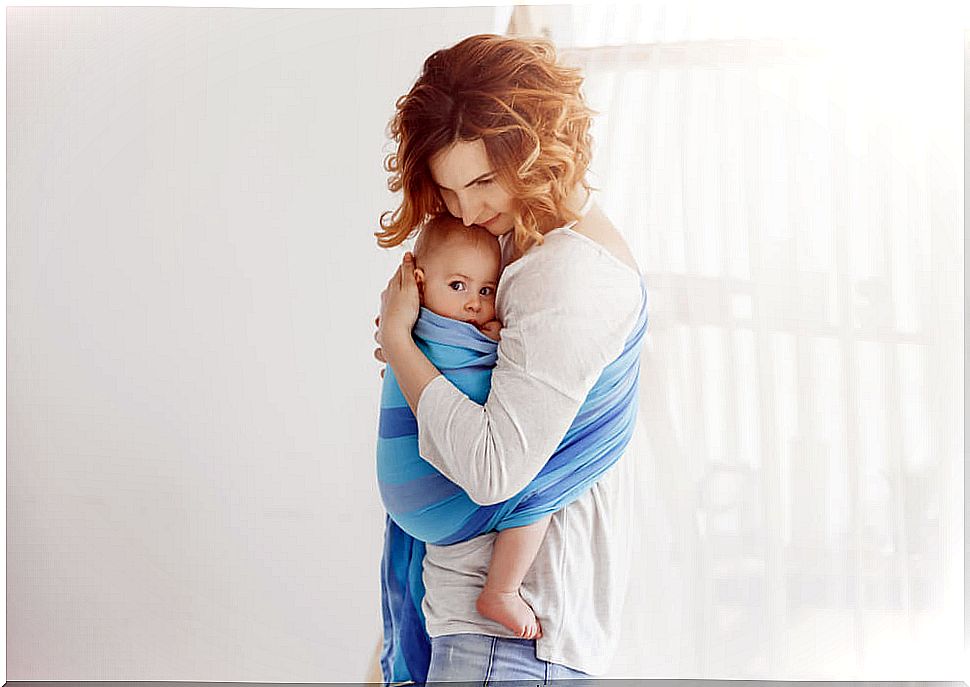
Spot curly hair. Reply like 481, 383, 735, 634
376, 33, 595, 254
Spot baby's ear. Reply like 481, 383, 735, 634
413, 267, 425, 293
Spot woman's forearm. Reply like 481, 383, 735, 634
384, 330, 441, 414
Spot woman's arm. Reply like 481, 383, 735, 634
380, 239, 642, 506
383, 329, 440, 412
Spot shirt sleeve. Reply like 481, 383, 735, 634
415, 235, 641, 506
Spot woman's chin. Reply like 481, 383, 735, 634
481, 218, 513, 237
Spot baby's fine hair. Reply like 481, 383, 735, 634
412, 213, 500, 265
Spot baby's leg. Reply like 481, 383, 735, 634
475, 515, 552, 640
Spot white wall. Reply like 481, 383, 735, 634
7, 6, 497, 681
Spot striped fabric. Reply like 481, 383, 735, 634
378, 288, 648, 684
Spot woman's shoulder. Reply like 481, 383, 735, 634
506, 224, 640, 283
498, 229, 643, 322
548, 227, 640, 277
509, 218, 632, 262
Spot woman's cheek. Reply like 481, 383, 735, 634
492, 188, 513, 214
443, 196, 460, 219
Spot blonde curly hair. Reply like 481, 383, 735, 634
376, 33, 595, 254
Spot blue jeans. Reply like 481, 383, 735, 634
426, 633, 591, 684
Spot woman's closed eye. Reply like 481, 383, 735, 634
475, 178, 493, 187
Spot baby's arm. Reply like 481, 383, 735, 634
479, 319, 502, 341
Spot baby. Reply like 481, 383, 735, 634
412, 213, 550, 640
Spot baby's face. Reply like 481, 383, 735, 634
416, 237, 501, 328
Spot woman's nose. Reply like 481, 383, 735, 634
456, 193, 481, 226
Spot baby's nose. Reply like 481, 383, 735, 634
465, 296, 482, 312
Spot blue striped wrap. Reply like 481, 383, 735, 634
378, 287, 647, 684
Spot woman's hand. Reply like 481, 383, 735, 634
376, 252, 421, 356
373, 315, 386, 378
373, 252, 441, 412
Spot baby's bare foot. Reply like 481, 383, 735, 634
476, 588, 542, 639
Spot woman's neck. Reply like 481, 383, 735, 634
506, 184, 593, 263
562, 183, 592, 221
534, 184, 591, 237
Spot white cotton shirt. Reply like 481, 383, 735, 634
416, 225, 645, 676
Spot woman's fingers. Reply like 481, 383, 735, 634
400, 252, 417, 292
376, 253, 421, 355
386, 264, 402, 293
374, 340, 386, 380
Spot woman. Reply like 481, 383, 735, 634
375, 34, 646, 682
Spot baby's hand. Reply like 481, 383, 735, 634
479, 319, 502, 341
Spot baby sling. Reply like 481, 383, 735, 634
378, 287, 647, 684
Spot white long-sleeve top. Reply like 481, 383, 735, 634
416, 225, 645, 675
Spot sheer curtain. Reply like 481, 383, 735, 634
509, 2, 964, 679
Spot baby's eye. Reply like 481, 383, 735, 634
479, 286, 494, 297
449, 281, 466, 292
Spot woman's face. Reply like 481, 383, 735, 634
429, 139, 516, 237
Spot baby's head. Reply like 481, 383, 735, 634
413, 214, 502, 328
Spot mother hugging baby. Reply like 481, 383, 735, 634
373, 34, 648, 683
